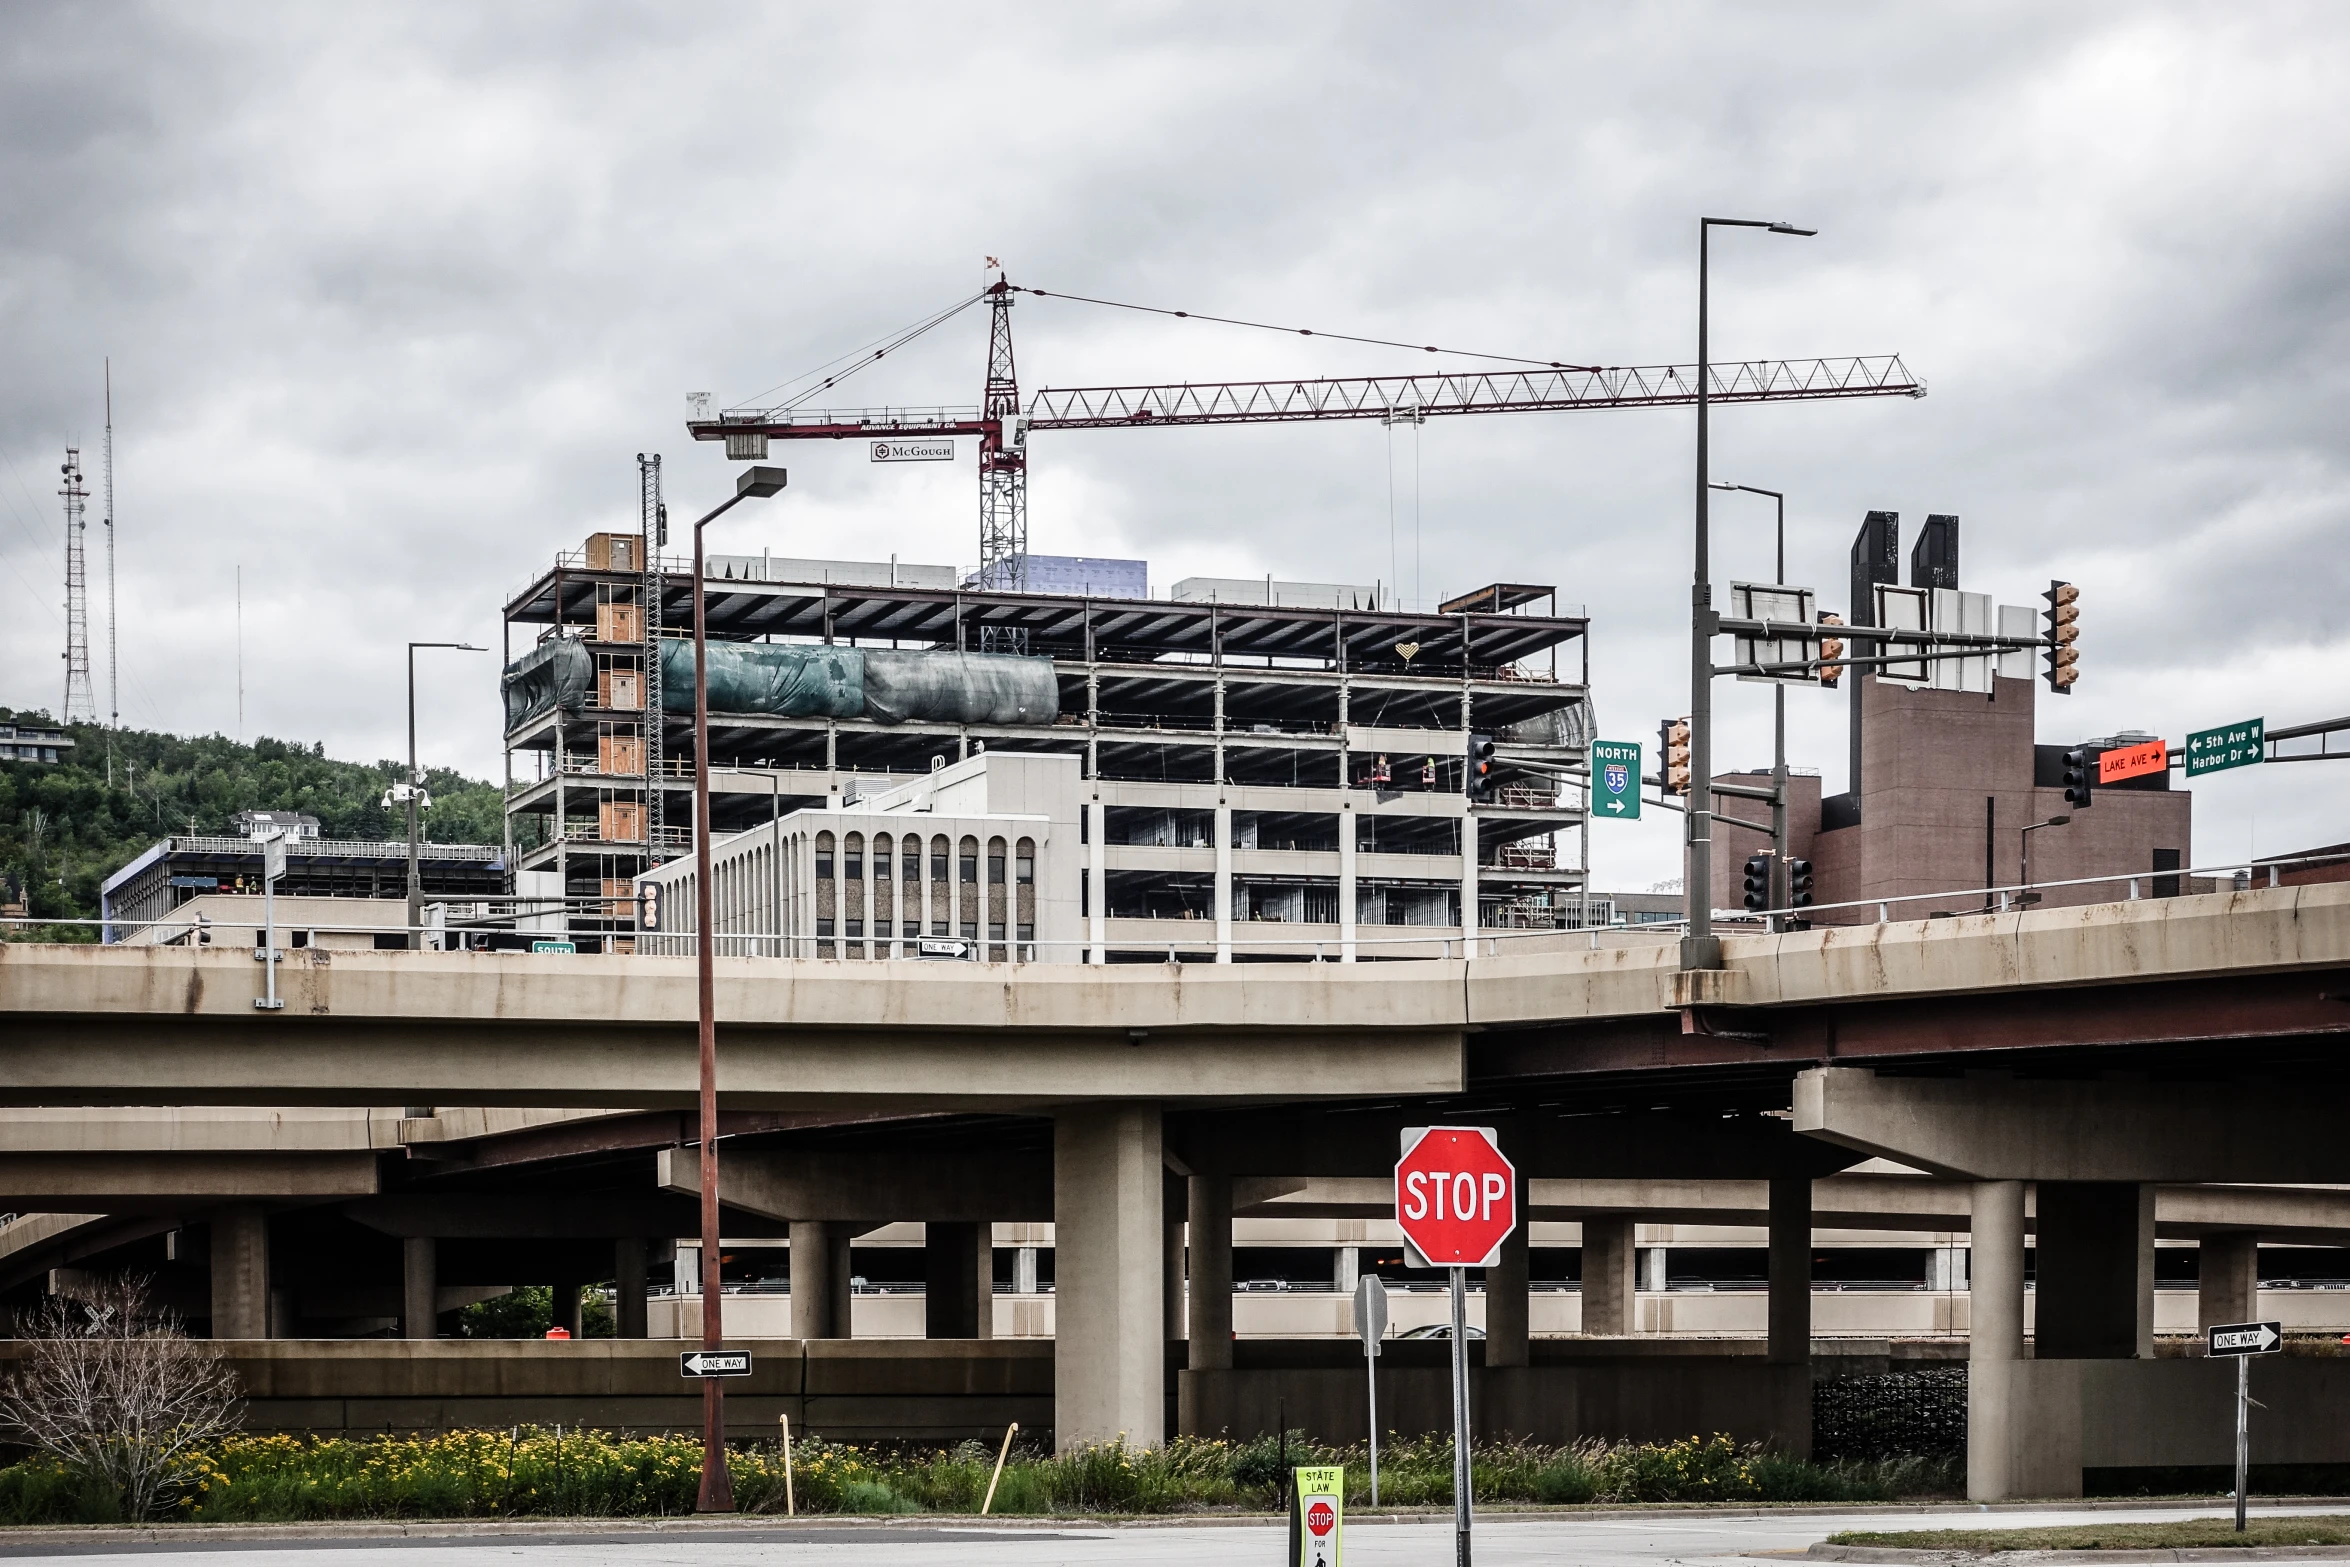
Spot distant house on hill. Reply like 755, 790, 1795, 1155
0, 721, 72, 765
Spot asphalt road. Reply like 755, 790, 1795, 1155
1, 1502, 2343, 1564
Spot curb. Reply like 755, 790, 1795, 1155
1813, 1548, 2350, 1564
0, 1498, 2337, 1552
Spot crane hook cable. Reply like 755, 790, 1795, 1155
1012, 285, 1602, 373
733, 289, 992, 413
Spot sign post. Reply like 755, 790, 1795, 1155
2207, 1319, 2282, 1531
1352, 1272, 1389, 1505
2186, 718, 2266, 779
1290, 1463, 1344, 1567
1590, 740, 1642, 821
1395, 1126, 1517, 1567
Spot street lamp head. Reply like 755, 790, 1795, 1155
1767, 222, 1818, 236
2049, 814, 2072, 826
455, 643, 487, 652
736, 466, 789, 499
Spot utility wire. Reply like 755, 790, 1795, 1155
1012, 286, 1602, 372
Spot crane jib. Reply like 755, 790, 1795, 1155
689, 356, 1921, 441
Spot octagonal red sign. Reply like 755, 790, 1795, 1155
1394, 1125, 1517, 1267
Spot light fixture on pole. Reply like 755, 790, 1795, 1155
688, 464, 788, 1513
2020, 813, 2072, 906
1689, 218, 1813, 968
402, 642, 488, 950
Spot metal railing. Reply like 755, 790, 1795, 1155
12, 853, 2341, 959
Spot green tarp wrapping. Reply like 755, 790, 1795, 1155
653, 641, 1058, 727
500, 636, 594, 728
657, 639, 863, 720
862, 649, 1059, 726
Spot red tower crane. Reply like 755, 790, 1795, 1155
689, 274, 1924, 591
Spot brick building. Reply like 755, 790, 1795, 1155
1707, 512, 2191, 924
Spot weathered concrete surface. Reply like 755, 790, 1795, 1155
3, 882, 2341, 1110
1244, 1172, 2350, 1242
1179, 1338, 1809, 1453
0, 1337, 1057, 1442
0, 1151, 378, 1207
1795, 1067, 2350, 1182
656, 1145, 1050, 1223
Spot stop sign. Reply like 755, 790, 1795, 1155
1394, 1125, 1516, 1267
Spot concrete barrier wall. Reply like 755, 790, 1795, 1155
1179, 1340, 1811, 1455
0, 1339, 1053, 1443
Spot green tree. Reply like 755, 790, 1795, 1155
0, 708, 506, 942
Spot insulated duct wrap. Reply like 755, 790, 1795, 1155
656, 640, 863, 720
861, 649, 1059, 726
500, 637, 595, 728
652, 641, 1058, 727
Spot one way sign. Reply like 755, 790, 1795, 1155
2208, 1321, 2282, 1356
679, 1349, 753, 1378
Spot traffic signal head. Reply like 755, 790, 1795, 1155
1742, 853, 1772, 912
1660, 717, 1693, 796
2044, 580, 2080, 695
1465, 734, 1497, 804
2062, 747, 2095, 810
1788, 858, 1815, 907
638, 880, 662, 931
1816, 613, 1845, 688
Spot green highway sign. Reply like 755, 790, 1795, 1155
1591, 740, 1641, 821
2185, 717, 2264, 778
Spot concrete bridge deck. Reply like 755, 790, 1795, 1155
4, 882, 2343, 1110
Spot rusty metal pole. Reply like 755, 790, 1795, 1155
685, 466, 786, 1513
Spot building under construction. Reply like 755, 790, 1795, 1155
500, 539, 1593, 958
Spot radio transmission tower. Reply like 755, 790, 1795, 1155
60, 449, 96, 724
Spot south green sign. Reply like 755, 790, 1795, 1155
1592, 740, 1641, 821
2185, 718, 2264, 778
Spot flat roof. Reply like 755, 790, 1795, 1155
506, 571, 1585, 673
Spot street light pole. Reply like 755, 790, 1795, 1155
1710, 482, 1789, 924
1690, 218, 1812, 969
2020, 814, 2072, 906
687, 464, 788, 1514
405, 641, 487, 950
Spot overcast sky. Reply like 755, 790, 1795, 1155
4, 2, 2345, 887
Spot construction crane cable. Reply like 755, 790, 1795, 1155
733, 290, 991, 413
1012, 285, 1602, 372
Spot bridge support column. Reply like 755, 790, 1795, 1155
402, 1237, 437, 1340
552, 1278, 585, 1338
614, 1238, 649, 1339
1164, 1181, 1187, 1344
791, 1221, 854, 1339
2198, 1232, 2260, 1330
1968, 1179, 2036, 1501
1768, 1174, 1812, 1364
1054, 1103, 1164, 1450
1485, 1115, 1529, 1368
2036, 1182, 2155, 1359
1186, 1174, 1233, 1370
924, 1221, 992, 1339
209, 1205, 270, 1340
1579, 1214, 1635, 1335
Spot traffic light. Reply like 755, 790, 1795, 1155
1742, 854, 1772, 913
2062, 748, 2095, 810
638, 879, 662, 931
1465, 733, 1497, 804
1816, 613, 1845, 688
2043, 580, 2080, 695
1788, 859, 1814, 908
1659, 717, 1693, 796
